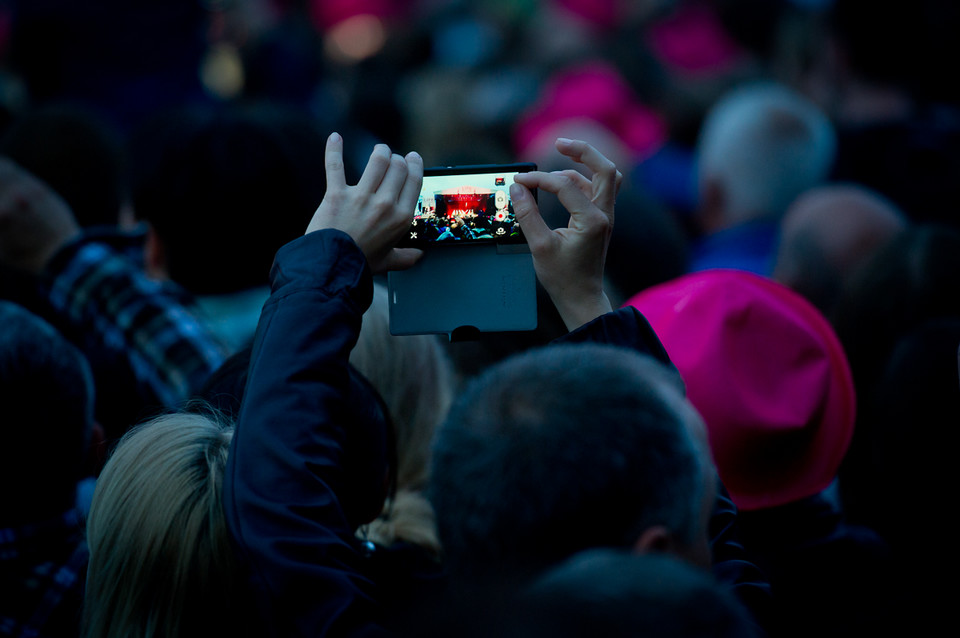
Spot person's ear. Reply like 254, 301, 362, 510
84, 421, 108, 476
632, 524, 677, 555
633, 524, 712, 570
144, 223, 169, 280
117, 200, 137, 230
698, 179, 726, 235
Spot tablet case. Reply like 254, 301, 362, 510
387, 242, 537, 339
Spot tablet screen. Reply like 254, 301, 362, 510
400, 163, 536, 247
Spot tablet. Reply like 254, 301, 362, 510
388, 164, 538, 339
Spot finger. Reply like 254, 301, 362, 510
398, 151, 424, 214
356, 144, 393, 192
554, 168, 622, 214
554, 138, 616, 175
552, 168, 594, 201
519, 168, 596, 208
514, 171, 594, 212
510, 181, 553, 253
324, 132, 347, 191
517, 170, 610, 236
378, 153, 409, 200
554, 138, 618, 213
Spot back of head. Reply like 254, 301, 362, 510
830, 224, 960, 523
696, 83, 836, 227
505, 549, 759, 638
84, 412, 255, 638
0, 301, 94, 526
130, 101, 326, 294
864, 320, 960, 632
429, 344, 709, 581
833, 224, 960, 392
773, 183, 908, 315
867, 318, 960, 551
0, 102, 127, 228
626, 271, 856, 511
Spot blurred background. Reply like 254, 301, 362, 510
2, 0, 958, 221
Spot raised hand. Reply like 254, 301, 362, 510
305, 133, 424, 273
510, 138, 623, 330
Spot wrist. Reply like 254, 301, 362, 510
552, 290, 613, 331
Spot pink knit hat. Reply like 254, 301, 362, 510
513, 62, 667, 163
624, 270, 856, 511
309, 0, 401, 30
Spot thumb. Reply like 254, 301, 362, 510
510, 183, 551, 252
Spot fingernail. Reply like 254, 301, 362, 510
556, 137, 573, 145
406, 151, 422, 162
329, 132, 341, 143
509, 183, 525, 200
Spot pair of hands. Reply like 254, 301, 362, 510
2, 132, 621, 331
308, 134, 621, 330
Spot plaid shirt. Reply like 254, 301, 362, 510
43, 235, 228, 410
0, 509, 87, 638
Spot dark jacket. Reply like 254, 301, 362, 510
737, 491, 894, 638
223, 229, 769, 636
223, 230, 385, 637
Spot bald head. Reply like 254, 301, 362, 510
773, 184, 908, 315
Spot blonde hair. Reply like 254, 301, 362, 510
84, 412, 250, 638
350, 283, 455, 554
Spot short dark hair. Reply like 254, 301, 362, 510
0, 102, 127, 228
129, 101, 327, 294
429, 344, 706, 580
0, 301, 94, 524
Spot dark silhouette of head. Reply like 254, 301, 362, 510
430, 344, 713, 583
506, 549, 760, 638
0, 102, 128, 228
831, 224, 960, 528
773, 183, 907, 317
130, 101, 327, 295
0, 301, 94, 526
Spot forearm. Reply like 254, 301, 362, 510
224, 230, 383, 637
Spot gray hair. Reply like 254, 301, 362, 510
697, 82, 836, 225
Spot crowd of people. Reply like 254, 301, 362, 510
2, 0, 959, 636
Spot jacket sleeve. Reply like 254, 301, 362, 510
553, 306, 678, 374
223, 230, 387, 637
